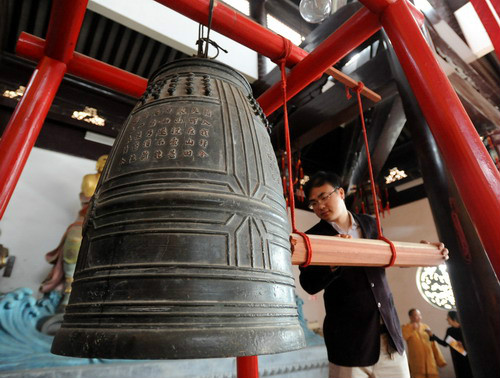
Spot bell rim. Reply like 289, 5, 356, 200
51, 325, 306, 359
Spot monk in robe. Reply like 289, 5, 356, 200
402, 308, 446, 378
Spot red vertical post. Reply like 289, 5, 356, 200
0, 0, 88, 218
469, 0, 500, 56
237, 356, 259, 378
0, 57, 66, 217
375, 0, 500, 279
488, 135, 500, 163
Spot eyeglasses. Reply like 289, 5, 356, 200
308, 188, 339, 210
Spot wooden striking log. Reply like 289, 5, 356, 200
290, 234, 445, 267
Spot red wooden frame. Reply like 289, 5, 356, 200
469, 0, 500, 56
1, 0, 500, 376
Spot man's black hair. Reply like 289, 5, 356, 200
448, 310, 458, 322
304, 171, 343, 199
408, 308, 417, 317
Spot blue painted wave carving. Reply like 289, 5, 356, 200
0, 288, 101, 371
0, 289, 322, 372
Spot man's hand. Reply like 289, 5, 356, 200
421, 240, 449, 261
330, 234, 350, 271
424, 328, 433, 337
335, 234, 352, 239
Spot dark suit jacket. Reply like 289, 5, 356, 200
299, 213, 405, 366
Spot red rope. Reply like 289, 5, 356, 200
275, 36, 313, 268
353, 83, 397, 267
385, 187, 391, 215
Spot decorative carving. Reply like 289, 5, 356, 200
118, 104, 215, 169
295, 294, 325, 347
417, 264, 456, 310
0, 289, 101, 371
247, 93, 271, 133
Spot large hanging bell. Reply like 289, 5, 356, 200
51, 58, 305, 359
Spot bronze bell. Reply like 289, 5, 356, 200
51, 58, 305, 359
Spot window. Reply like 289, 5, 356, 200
221, 0, 250, 16
416, 264, 456, 310
266, 14, 304, 46
221, 0, 304, 46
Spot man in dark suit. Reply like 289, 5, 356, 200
299, 171, 410, 378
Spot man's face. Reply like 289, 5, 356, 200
409, 309, 422, 323
446, 316, 453, 326
308, 183, 347, 223
446, 316, 459, 327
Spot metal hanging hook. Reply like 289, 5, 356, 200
196, 0, 227, 59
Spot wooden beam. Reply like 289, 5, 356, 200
290, 234, 445, 267
427, 26, 500, 105
345, 95, 403, 189
370, 96, 406, 174
448, 72, 500, 128
325, 66, 381, 103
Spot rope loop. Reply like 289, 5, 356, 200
355, 81, 365, 94
345, 86, 352, 100
295, 231, 313, 268
273, 36, 293, 67
379, 235, 397, 267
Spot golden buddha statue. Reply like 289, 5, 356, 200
40, 155, 108, 306
81, 154, 107, 201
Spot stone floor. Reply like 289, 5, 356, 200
0, 345, 329, 378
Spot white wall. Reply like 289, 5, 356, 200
0, 147, 95, 294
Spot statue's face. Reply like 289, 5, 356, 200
96, 155, 108, 173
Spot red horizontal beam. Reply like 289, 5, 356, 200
362, 0, 397, 14
155, 0, 422, 68
258, 7, 381, 116
16, 33, 148, 98
17, 1, 421, 104
155, 0, 308, 67
0, 57, 66, 218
